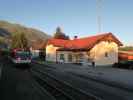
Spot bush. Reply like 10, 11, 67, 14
1, 49, 10, 56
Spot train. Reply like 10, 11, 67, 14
10, 48, 31, 64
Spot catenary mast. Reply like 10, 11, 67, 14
97, 0, 102, 33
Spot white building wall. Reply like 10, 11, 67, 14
90, 41, 118, 66
31, 50, 40, 58
46, 44, 59, 62
57, 51, 73, 63
56, 51, 88, 64
30, 47, 40, 58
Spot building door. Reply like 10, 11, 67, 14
60, 54, 65, 62
75, 53, 84, 63
68, 54, 72, 62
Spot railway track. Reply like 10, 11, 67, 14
30, 76, 56, 100
31, 67, 100, 100
31, 63, 133, 100
33, 73, 73, 100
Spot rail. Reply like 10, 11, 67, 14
31, 67, 101, 100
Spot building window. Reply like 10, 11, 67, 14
105, 52, 108, 57
60, 54, 65, 61
77, 53, 84, 62
68, 54, 72, 62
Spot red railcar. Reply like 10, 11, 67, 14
118, 51, 133, 61
10, 48, 31, 64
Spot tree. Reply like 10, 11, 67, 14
11, 32, 28, 49
119, 46, 133, 51
0, 37, 5, 44
53, 27, 69, 40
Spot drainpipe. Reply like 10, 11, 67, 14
56, 51, 57, 63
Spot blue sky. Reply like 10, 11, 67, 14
0, 0, 133, 45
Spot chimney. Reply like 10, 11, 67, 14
74, 36, 78, 39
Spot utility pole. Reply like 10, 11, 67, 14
97, 0, 102, 33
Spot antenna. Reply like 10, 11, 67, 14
97, 0, 102, 33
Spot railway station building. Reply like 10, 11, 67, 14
46, 33, 122, 66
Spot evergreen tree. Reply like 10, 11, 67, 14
53, 27, 69, 40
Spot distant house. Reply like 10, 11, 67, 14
30, 41, 46, 58
46, 33, 122, 66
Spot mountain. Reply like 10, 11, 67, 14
0, 28, 10, 37
0, 20, 51, 49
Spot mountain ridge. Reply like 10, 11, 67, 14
0, 20, 51, 49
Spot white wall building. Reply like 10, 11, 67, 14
46, 33, 122, 66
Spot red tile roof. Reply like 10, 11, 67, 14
47, 33, 122, 50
